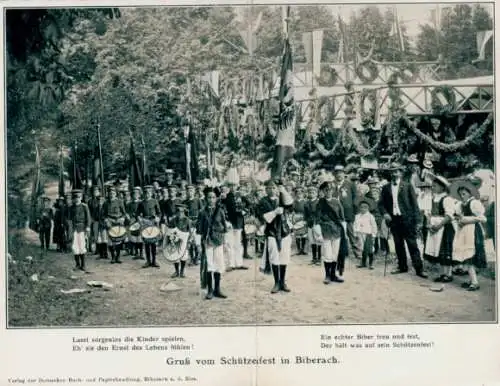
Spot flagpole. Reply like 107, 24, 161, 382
97, 120, 105, 190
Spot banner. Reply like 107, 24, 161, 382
272, 6, 295, 180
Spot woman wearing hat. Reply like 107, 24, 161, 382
423, 175, 456, 283
451, 180, 487, 291
316, 181, 348, 284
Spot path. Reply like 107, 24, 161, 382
14, 243, 495, 326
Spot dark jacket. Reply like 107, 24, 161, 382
337, 179, 357, 222
257, 195, 292, 240
223, 191, 245, 230
379, 180, 421, 230
316, 197, 345, 240
197, 201, 227, 247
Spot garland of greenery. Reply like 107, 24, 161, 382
430, 85, 456, 115
355, 61, 379, 83
346, 122, 385, 156
403, 113, 492, 152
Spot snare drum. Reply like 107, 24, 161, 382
141, 225, 162, 244
108, 225, 127, 244
129, 222, 141, 237
256, 225, 265, 240
293, 220, 308, 237
244, 224, 257, 237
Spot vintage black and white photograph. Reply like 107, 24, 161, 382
6, 3, 496, 327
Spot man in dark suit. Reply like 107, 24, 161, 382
334, 165, 359, 258
378, 163, 427, 278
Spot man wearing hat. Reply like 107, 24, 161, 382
334, 164, 359, 259
69, 189, 92, 272
104, 186, 127, 264
257, 180, 294, 294
36, 196, 53, 251
379, 163, 427, 278
165, 169, 175, 189
137, 185, 162, 268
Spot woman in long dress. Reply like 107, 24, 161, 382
423, 175, 456, 283
451, 180, 487, 291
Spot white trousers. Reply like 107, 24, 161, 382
266, 235, 292, 266
206, 244, 225, 273
72, 231, 87, 255
322, 237, 341, 263
229, 229, 243, 268
223, 231, 232, 267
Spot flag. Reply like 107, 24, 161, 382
474, 30, 493, 62
92, 145, 102, 190
69, 144, 83, 190
186, 125, 200, 184
390, 6, 405, 52
29, 145, 44, 231
58, 146, 65, 198
337, 15, 347, 63
271, 5, 295, 180
141, 136, 150, 186
129, 140, 142, 189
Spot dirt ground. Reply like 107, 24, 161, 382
8, 234, 496, 327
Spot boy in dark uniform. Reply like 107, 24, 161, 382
53, 197, 65, 252
37, 196, 53, 251
95, 195, 108, 260
104, 186, 127, 264
305, 186, 321, 265
165, 185, 179, 227
87, 186, 101, 254
62, 193, 73, 253
137, 185, 161, 268
293, 186, 307, 255
197, 186, 228, 299
69, 190, 91, 272
127, 187, 143, 259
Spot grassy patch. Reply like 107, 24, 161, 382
7, 231, 96, 327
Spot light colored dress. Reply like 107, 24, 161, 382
452, 198, 487, 268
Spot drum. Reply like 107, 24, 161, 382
293, 220, 308, 237
141, 225, 162, 244
256, 224, 265, 240
245, 224, 257, 237
162, 228, 190, 263
129, 222, 141, 237
108, 225, 127, 244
